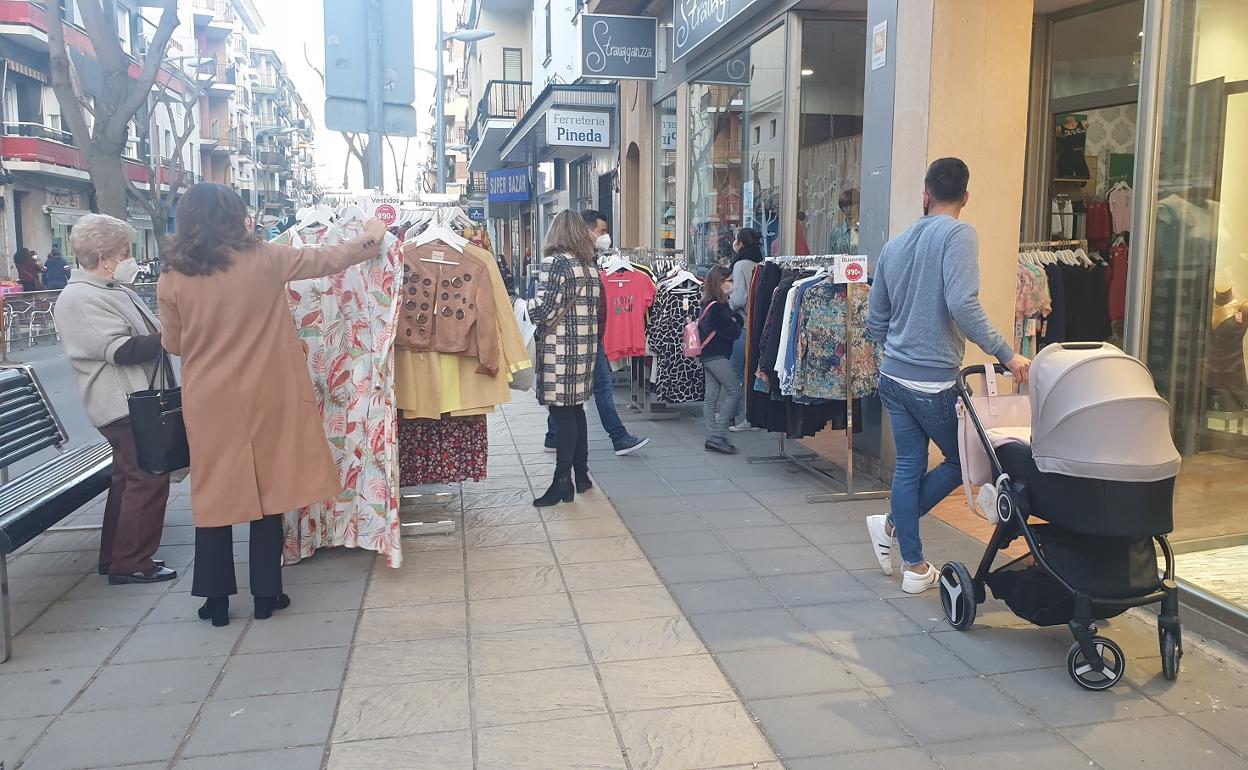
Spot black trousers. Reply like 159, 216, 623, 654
192, 515, 284, 599
548, 404, 588, 478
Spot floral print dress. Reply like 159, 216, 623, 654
282, 226, 405, 568
790, 281, 881, 400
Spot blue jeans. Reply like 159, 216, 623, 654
729, 332, 747, 422
878, 376, 962, 566
547, 343, 629, 446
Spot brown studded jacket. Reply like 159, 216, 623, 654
398, 240, 499, 376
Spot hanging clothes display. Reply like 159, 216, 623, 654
600, 266, 656, 361
649, 278, 705, 404
393, 209, 528, 483
1019, 242, 1111, 351
745, 258, 876, 439
282, 223, 404, 568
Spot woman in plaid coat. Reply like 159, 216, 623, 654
527, 210, 603, 507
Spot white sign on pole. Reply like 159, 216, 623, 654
545, 109, 611, 148
660, 115, 677, 150
871, 20, 888, 70
835, 254, 869, 283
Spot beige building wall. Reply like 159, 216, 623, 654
617, 80, 655, 247
890, 0, 1035, 365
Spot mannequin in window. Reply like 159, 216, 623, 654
1205, 284, 1248, 412
828, 188, 860, 256
1055, 114, 1090, 179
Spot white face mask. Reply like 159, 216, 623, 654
112, 258, 140, 284
594, 233, 612, 252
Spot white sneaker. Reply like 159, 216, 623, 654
729, 421, 760, 432
901, 564, 940, 594
865, 514, 894, 576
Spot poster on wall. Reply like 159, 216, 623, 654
1055, 114, 1090, 180
871, 21, 887, 70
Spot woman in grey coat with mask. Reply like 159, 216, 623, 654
54, 214, 175, 585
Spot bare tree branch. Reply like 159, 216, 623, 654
116, 0, 180, 125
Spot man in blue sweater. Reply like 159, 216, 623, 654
865, 157, 1030, 594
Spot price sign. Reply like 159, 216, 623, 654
375, 204, 398, 226
835, 255, 869, 283
359, 194, 402, 224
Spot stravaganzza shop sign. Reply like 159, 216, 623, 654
580, 14, 658, 80
673, 0, 762, 61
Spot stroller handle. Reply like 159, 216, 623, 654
956, 364, 1015, 482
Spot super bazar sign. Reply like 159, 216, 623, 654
545, 109, 610, 148
487, 167, 530, 203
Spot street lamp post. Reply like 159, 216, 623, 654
433, 0, 494, 194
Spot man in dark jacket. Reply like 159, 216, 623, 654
43, 247, 71, 290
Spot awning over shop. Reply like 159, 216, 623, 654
44, 205, 89, 227
499, 83, 617, 167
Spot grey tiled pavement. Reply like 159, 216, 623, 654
2, 386, 1248, 769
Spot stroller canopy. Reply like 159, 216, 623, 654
1029, 343, 1181, 482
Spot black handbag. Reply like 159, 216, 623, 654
127, 353, 190, 475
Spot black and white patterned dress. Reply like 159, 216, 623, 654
649, 288, 705, 404
527, 254, 602, 407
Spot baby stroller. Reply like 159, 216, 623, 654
943, 342, 1182, 691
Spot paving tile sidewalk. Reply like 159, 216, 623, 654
4, 393, 1248, 770
586, 403, 1248, 770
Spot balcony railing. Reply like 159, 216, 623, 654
467, 79, 530, 152
256, 150, 287, 168
3, 121, 72, 145
253, 73, 278, 91
466, 171, 487, 198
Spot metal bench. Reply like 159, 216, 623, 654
0, 365, 112, 662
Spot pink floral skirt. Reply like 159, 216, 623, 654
398, 416, 488, 486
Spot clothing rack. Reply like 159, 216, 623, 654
611, 247, 695, 420
747, 254, 888, 503
1019, 239, 1087, 250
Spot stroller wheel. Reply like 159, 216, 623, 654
1066, 636, 1126, 691
1160, 627, 1182, 681
939, 562, 977, 631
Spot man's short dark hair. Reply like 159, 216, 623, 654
925, 157, 970, 203
580, 209, 607, 228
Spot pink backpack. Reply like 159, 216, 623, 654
682, 302, 718, 357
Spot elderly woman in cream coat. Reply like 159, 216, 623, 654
54, 214, 176, 585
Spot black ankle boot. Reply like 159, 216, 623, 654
254, 593, 292, 620
574, 469, 593, 494
534, 475, 575, 507
197, 597, 230, 627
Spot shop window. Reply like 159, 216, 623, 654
1143, 0, 1248, 612
687, 26, 785, 270
1050, 1, 1144, 102
653, 94, 677, 250
796, 19, 865, 259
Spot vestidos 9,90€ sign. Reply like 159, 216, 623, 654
546, 109, 611, 148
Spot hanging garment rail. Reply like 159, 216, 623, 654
609, 247, 695, 420
1019, 239, 1087, 250
746, 253, 889, 503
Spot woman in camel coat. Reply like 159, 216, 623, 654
159, 182, 386, 626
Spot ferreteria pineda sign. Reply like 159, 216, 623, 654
545, 109, 611, 148
580, 14, 658, 80
673, 0, 762, 61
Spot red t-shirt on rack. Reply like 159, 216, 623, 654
601, 269, 656, 361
